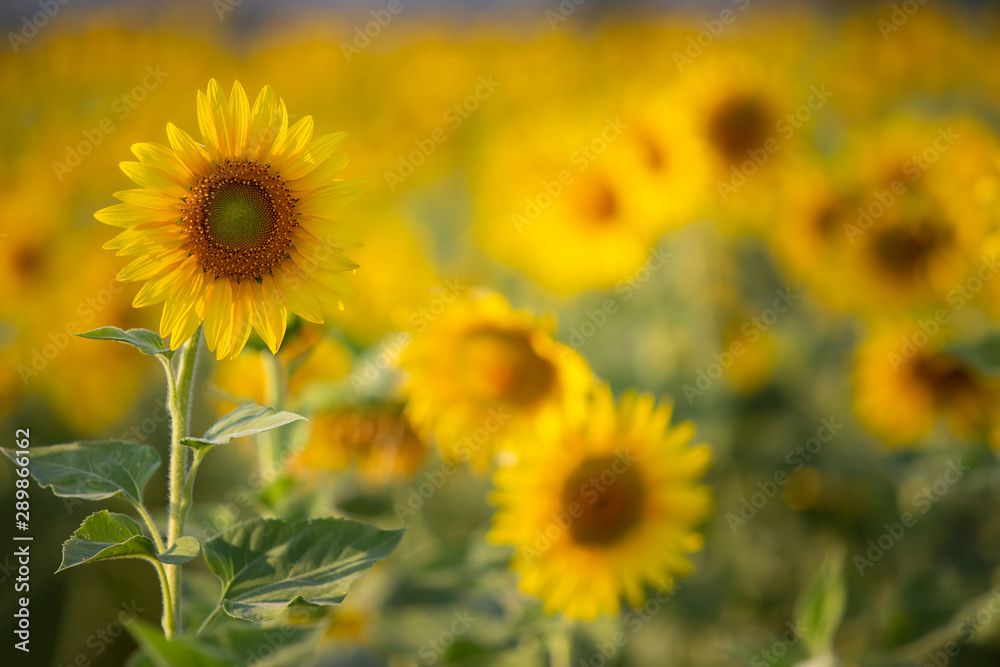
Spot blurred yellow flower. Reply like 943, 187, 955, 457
97, 78, 365, 360
854, 325, 1000, 448
294, 405, 427, 484
400, 292, 592, 471
488, 386, 712, 620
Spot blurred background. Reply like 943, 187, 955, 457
4, 0, 1000, 665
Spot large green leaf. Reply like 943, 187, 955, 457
126, 620, 233, 667
181, 403, 306, 451
1, 440, 160, 505
58, 511, 156, 572
79, 326, 172, 357
203, 517, 403, 622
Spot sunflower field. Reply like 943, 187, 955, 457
3, 1, 1000, 666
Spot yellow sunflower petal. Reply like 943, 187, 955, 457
294, 179, 367, 216
130, 142, 192, 184
204, 278, 235, 358
166, 122, 211, 175
279, 131, 347, 179
229, 80, 250, 155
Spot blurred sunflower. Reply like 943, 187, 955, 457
778, 119, 1000, 318
854, 325, 1000, 449
472, 109, 672, 294
294, 405, 427, 484
400, 292, 592, 471
674, 49, 805, 235
97, 78, 366, 360
488, 386, 712, 620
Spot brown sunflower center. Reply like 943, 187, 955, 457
456, 328, 555, 405
580, 180, 620, 226
870, 219, 951, 279
912, 354, 980, 406
561, 454, 646, 547
707, 94, 772, 163
182, 157, 297, 281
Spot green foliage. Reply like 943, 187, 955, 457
58, 510, 156, 572
795, 546, 847, 657
181, 403, 306, 451
202, 517, 404, 622
158, 536, 201, 565
79, 326, 173, 357
2, 440, 159, 505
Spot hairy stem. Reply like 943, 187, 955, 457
165, 326, 201, 635
134, 502, 166, 555
152, 559, 176, 639
259, 351, 284, 477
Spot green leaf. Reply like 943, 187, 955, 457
79, 326, 172, 357
181, 403, 306, 450
58, 511, 156, 572
795, 545, 847, 656
158, 536, 200, 565
126, 619, 234, 667
1, 440, 160, 505
203, 517, 404, 622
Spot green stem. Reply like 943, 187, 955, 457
134, 502, 166, 555
259, 351, 284, 476
178, 448, 208, 527
165, 326, 201, 634
547, 620, 572, 667
151, 559, 176, 640
196, 604, 223, 637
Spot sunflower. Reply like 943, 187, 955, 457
96, 79, 366, 360
853, 325, 1000, 449
488, 385, 712, 620
777, 119, 1000, 319
400, 292, 593, 471
471, 106, 678, 294
294, 405, 428, 484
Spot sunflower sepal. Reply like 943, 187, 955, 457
80, 326, 173, 358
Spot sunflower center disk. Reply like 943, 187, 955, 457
561, 455, 646, 547
182, 158, 297, 282
457, 328, 555, 405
